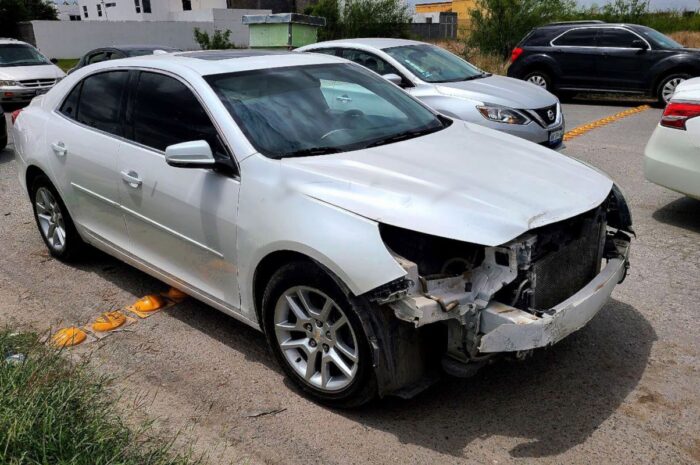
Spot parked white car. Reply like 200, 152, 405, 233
645, 77, 700, 199
0, 38, 65, 106
13, 51, 633, 407
298, 38, 565, 149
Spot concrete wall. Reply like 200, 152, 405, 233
27, 10, 269, 58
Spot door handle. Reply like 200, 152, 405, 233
51, 142, 67, 157
336, 95, 352, 103
120, 170, 142, 188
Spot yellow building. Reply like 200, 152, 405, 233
415, 0, 477, 26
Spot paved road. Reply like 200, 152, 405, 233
1, 103, 699, 465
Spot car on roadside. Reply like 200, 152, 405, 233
0, 105, 6, 151
12, 50, 633, 407
67, 45, 181, 74
298, 39, 565, 149
645, 77, 700, 199
508, 20, 700, 106
0, 38, 65, 107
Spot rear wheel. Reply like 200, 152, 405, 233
657, 73, 690, 106
262, 261, 377, 408
524, 70, 552, 91
30, 175, 85, 261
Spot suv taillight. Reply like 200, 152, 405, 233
510, 47, 524, 63
660, 102, 700, 130
11, 109, 22, 125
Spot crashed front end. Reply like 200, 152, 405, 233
368, 186, 633, 385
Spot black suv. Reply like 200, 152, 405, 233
508, 21, 700, 105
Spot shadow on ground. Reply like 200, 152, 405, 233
562, 93, 656, 107
653, 196, 700, 234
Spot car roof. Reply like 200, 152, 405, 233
0, 38, 31, 46
536, 22, 641, 31
83, 49, 349, 76
302, 38, 427, 50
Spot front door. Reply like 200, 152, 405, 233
117, 70, 240, 305
596, 28, 655, 91
549, 27, 601, 88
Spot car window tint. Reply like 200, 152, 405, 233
87, 52, 106, 64
553, 28, 597, 46
310, 48, 339, 56
339, 49, 400, 76
598, 29, 640, 48
76, 71, 128, 136
131, 72, 227, 159
59, 82, 82, 119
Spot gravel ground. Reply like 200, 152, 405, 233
1, 103, 699, 465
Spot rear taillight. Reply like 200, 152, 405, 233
660, 101, 700, 130
10, 109, 22, 125
510, 47, 524, 63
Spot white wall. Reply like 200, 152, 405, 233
29, 11, 269, 58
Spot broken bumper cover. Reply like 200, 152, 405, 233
478, 239, 630, 353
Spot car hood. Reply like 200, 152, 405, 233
282, 122, 612, 247
0, 64, 65, 81
434, 74, 557, 110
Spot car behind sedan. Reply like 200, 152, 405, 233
13, 51, 632, 407
298, 39, 565, 149
645, 77, 700, 199
68, 45, 181, 74
0, 38, 65, 106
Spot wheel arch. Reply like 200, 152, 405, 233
651, 66, 695, 97
25, 164, 48, 195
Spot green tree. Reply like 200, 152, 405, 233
0, 0, 56, 40
468, 0, 576, 57
601, 0, 648, 20
307, 0, 341, 41
193, 27, 236, 49
307, 0, 410, 41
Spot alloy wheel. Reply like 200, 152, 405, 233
662, 77, 685, 104
273, 285, 359, 392
35, 187, 67, 253
527, 74, 548, 89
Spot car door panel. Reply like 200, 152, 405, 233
596, 28, 653, 90
549, 28, 600, 88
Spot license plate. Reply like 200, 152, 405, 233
549, 128, 564, 144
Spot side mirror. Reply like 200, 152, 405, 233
382, 73, 403, 86
50, 58, 58, 64
632, 39, 649, 50
165, 140, 216, 169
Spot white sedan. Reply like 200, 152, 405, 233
12, 51, 633, 407
645, 78, 700, 199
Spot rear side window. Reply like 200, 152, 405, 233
129, 72, 227, 159
598, 29, 641, 48
552, 28, 597, 47
59, 82, 82, 119
75, 71, 128, 136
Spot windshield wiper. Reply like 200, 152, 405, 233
283, 146, 343, 158
366, 125, 441, 148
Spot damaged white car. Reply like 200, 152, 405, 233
12, 51, 633, 407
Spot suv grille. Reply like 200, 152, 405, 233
18, 78, 57, 88
532, 104, 558, 127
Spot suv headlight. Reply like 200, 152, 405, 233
0, 80, 19, 87
477, 104, 530, 125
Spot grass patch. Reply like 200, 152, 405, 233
0, 330, 199, 465
55, 58, 79, 73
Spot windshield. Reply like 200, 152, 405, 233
0, 44, 51, 67
383, 44, 485, 83
206, 63, 447, 159
637, 26, 683, 49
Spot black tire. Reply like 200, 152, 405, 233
261, 261, 377, 408
30, 175, 85, 261
523, 69, 553, 92
656, 73, 690, 107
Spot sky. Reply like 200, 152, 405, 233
413, 0, 699, 9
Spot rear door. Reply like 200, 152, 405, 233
596, 27, 655, 91
44, 70, 130, 250
549, 27, 601, 88
117, 70, 240, 305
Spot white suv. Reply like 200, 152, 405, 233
0, 39, 65, 106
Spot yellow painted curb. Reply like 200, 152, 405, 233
564, 105, 651, 141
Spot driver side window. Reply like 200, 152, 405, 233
339, 49, 402, 77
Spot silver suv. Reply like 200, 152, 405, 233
299, 38, 565, 149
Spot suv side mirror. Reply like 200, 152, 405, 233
382, 73, 403, 86
165, 140, 216, 169
632, 39, 649, 50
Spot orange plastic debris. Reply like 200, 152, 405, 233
132, 295, 165, 313
92, 311, 127, 332
165, 287, 187, 302
52, 327, 87, 347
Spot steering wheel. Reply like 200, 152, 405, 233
320, 109, 365, 140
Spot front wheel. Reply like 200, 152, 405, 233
657, 73, 690, 106
262, 261, 377, 408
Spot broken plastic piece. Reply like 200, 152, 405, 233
52, 327, 87, 347
132, 295, 165, 312
165, 287, 187, 302
92, 311, 127, 332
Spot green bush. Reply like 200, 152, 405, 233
307, 0, 410, 41
0, 0, 57, 40
193, 27, 236, 50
